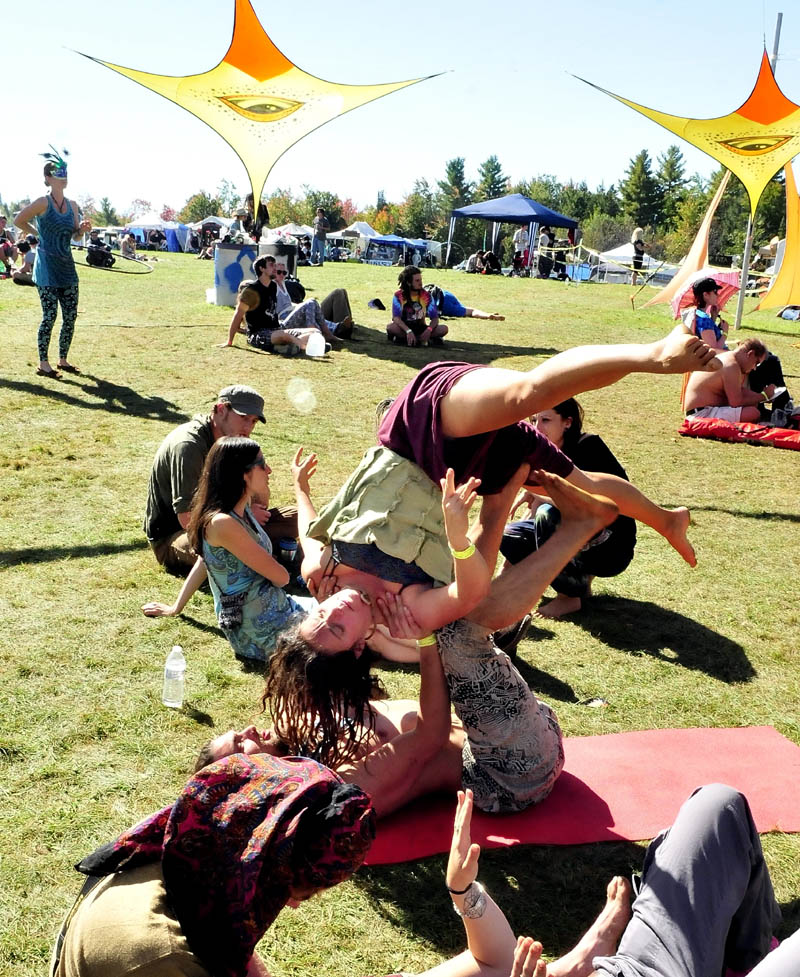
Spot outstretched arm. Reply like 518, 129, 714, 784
407, 471, 490, 632
142, 556, 207, 617
291, 448, 326, 579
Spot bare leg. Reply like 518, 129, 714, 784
547, 877, 632, 977
465, 308, 505, 320
439, 327, 719, 439
469, 473, 617, 632
567, 468, 695, 567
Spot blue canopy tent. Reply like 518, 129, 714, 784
446, 193, 578, 268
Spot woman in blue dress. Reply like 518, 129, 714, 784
14, 148, 91, 379
143, 437, 314, 661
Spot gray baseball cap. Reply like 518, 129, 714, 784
217, 384, 266, 423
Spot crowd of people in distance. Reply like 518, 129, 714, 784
8, 151, 798, 977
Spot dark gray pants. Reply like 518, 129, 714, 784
592, 784, 784, 977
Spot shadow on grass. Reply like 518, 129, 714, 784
577, 595, 755, 683
0, 538, 147, 568
0, 375, 188, 422
357, 835, 645, 960
344, 325, 560, 365
515, 655, 579, 704
693, 504, 800, 524
180, 702, 214, 726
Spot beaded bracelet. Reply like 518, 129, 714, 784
451, 542, 476, 560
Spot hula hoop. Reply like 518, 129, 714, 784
71, 245, 155, 275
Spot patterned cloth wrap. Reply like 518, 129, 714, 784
74, 754, 375, 977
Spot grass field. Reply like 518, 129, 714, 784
1, 255, 799, 975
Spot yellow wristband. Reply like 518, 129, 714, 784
451, 542, 476, 560
417, 634, 437, 647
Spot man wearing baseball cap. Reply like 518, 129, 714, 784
143, 385, 296, 574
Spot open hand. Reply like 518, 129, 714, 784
141, 601, 177, 618
510, 937, 546, 977
292, 447, 318, 491
446, 789, 481, 893
441, 469, 481, 548
376, 591, 427, 639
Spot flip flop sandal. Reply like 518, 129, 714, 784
36, 366, 62, 379
59, 363, 81, 374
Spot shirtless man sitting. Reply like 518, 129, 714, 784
684, 337, 774, 423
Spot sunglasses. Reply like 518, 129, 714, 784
275, 270, 287, 276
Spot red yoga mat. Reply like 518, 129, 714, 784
365, 726, 800, 866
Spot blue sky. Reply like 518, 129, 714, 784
4, 0, 799, 214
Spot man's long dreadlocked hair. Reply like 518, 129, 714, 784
262, 623, 377, 769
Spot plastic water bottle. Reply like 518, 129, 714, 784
305, 331, 326, 357
162, 645, 186, 708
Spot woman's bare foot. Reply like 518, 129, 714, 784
649, 326, 720, 374
532, 471, 618, 538
547, 876, 632, 977
536, 594, 582, 619
489, 313, 505, 320
661, 506, 696, 567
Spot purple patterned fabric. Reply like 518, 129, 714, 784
76, 754, 374, 977
377, 361, 573, 494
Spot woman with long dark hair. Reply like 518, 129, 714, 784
501, 397, 637, 618
143, 437, 314, 661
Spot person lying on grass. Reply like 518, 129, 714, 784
198, 473, 620, 817
294, 328, 718, 661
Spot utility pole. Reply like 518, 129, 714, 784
733, 12, 783, 329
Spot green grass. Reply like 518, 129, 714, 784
1, 256, 799, 974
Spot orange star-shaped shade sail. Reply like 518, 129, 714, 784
82, 0, 438, 206
577, 51, 800, 216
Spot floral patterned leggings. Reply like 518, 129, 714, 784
36, 284, 79, 362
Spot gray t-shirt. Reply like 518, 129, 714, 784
143, 414, 214, 543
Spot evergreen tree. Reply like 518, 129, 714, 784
436, 159, 477, 261
97, 197, 120, 225
620, 150, 661, 228
376, 190, 386, 211
559, 181, 594, 223
475, 155, 508, 201
656, 146, 687, 230
400, 179, 437, 239
516, 174, 561, 211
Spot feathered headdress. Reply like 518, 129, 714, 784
40, 145, 69, 178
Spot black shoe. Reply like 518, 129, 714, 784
431, 336, 445, 347
369, 297, 386, 311
492, 613, 532, 659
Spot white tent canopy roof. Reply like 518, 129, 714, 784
271, 222, 314, 237
328, 220, 378, 239
125, 212, 177, 230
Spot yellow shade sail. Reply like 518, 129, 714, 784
756, 161, 800, 310
642, 171, 731, 309
578, 52, 800, 216
82, 0, 438, 205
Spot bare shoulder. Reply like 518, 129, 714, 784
205, 511, 239, 545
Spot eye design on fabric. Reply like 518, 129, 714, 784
718, 134, 792, 155
218, 94, 303, 122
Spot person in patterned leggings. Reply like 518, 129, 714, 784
14, 148, 91, 379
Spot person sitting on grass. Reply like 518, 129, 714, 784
682, 277, 730, 349
387, 264, 448, 346
426, 283, 505, 320
684, 337, 774, 424
50, 753, 374, 977
222, 255, 329, 356
12, 239, 36, 285
143, 437, 315, 663
501, 397, 637, 619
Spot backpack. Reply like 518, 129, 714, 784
425, 284, 445, 311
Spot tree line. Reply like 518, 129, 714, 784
1, 147, 785, 264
